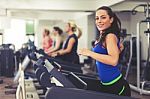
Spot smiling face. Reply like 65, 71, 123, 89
95, 9, 113, 33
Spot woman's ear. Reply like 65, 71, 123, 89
110, 17, 114, 24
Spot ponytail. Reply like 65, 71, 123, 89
77, 27, 82, 39
68, 21, 82, 39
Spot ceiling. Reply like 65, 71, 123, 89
111, 0, 150, 12
0, 0, 124, 11
0, 0, 150, 22
0, 0, 124, 20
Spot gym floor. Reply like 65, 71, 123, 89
0, 77, 150, 99
0, 77, 15, 99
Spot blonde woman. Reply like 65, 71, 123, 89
51, 21, 82, 64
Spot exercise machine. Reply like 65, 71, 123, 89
15, 40, 87, 99
129, 2, 150, 95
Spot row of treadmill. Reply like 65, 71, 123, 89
14, 40, 137, 99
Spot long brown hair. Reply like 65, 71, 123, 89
96, 6, 121, 44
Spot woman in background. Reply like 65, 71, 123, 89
51, 21, 82, 64
46, 26, 63, 54
42, 29, 53, 52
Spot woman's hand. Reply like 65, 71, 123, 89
119, 43, 124, 53
51, 52, 58, 57
78, 48, 91, 57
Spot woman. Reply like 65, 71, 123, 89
78, 6, 131, 96
42, 29, 53, 52
51, 21, 82, 64
46, 26, 63, 54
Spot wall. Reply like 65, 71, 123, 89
87, 14, 96, 48
75, 16, 88, 63
75, 14, 95, 63
36, 20, 54, 48
3, 19, 26, 50
116, 12, 131, 34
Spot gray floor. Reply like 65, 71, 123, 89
0, 77, 15, 99
131, 91, 150, 99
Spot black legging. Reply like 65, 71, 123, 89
99, 76, 131, 96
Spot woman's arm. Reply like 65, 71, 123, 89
47, 36, 62, 53
78, 34, 120, 66
119, 42, 124, 53
50, 37, 75, 57
57, 37, 75, 55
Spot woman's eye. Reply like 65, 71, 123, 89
95, 17, 99, 20
95, 16, 106, 20
101, 17, 106, 19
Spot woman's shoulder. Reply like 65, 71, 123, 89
106, 33, 116, 36
106, 33, 117, 39
105, 33, 119, 44
71, 34, 78, 39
